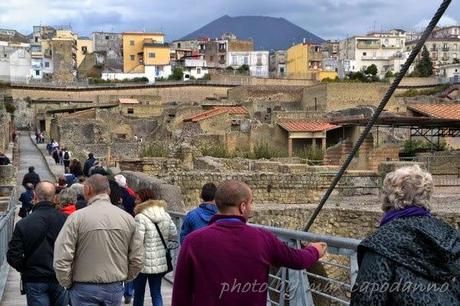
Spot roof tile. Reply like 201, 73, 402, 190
408, 104, 460, 120
184, 106, 248, 122
278, 120, 338, 132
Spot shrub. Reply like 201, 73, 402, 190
396, 84, 449, 97
294, 146, 324, 161
140, 143, 170, 158
199, 143, 233, 158
401, 139, 447, 157
4, 103, 16, 114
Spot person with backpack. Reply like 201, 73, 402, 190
62, 149, 71, 168
18, 183, 34, 218
7, 182, 69, 305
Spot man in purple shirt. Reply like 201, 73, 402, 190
172, 180, 327, 306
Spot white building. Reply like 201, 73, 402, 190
183, 58, 208, 80
339, 29, 407, 77
0, 42, 32, 82
439, 63, 460, 83
227, 51, 269, 78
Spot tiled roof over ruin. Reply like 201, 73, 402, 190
278, 120, 338, 132
183, 106, 248, 122
408, 103, 460, 120
118, 98, 140, 104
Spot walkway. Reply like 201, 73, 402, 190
1, 133, 173, 305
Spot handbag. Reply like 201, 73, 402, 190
154, 222, 174, 273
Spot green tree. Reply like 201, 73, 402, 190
415, 46, 433, 77
237, 64, 249, 73
365, 64, 378, 76
169, 68, 184, 80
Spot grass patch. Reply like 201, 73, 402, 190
140, 143, 170, 158
396, 84, 449, 97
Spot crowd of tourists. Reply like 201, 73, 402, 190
7, 147, 460, 305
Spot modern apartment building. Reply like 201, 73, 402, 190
30, 26, 56, 80
338, 29, 407, 77
93, 32, 123, 72
286, 42, 323, 79
226, 51, 269, 77
269, 50, 286, 78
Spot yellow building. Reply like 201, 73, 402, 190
76, 37, 94, 67
122, 32, 170, 73
286, 43, 323, 79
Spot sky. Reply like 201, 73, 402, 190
0, 0, 459, 41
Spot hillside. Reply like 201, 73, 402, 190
180, 15, 324, 51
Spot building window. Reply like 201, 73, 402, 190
130, 40, 135, 46
199, 44, 206, 51
130, 55, 135, 61
243, 56, 248, 65
149, 52, 155, 58
219, 43, 226, 51
363, 52, 367, 56
105, 35, 110, 40
127, 108, 134, 114
177, 43, 181, 48
82, 46, 88, 53
197, 68, 201, 74
453, 53, 457, 59
35, 70, 40, 76
257, 54, 263, 66
232, 55, 237, 65
34, 37, 39, 43
45, 62, 49, 68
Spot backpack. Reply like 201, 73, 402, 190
64, 151, 70, 160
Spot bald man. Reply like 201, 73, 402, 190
8, 181, 69, 306
53, 174, 144, 306
172, 180, 327, 306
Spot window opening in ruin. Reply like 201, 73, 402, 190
105, 36, 109, 40
314, 97, 318, 111
127, 108, 134, 114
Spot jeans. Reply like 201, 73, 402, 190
124, 280, 134, 298
23, 282, 69, 306
133, 273, 163, 306
69, 282, 123, 306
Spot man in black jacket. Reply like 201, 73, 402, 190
7, 181, 69, 306
22, 166, 41, 188
83, 153, 96, 177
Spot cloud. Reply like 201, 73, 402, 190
414, 15, 458, 31
0, 0, 459, 40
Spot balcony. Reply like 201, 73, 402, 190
356, 41, 380, 49
308, 52, 323, 62
361, 55, 388, 60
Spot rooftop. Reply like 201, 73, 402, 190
184, 106, 248, 122
118, 98, 140, 104
278, 120, 338, 132
408, 103, 460, 120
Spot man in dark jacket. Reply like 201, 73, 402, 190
7, 181, 68, 305
18, 183, 34, 218
22, 166, 41, 188
0, 152, 11, 165
180, 182, 217, 243
83, 153, 96, 177
172, 180, 327, 306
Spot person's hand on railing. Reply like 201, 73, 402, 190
309, 242, 328, 258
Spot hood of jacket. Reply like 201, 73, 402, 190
134, 200, 169, 223
359, 216, 460, 283
196, 203, 218, 224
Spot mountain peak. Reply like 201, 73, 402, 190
180, 15, 324, 51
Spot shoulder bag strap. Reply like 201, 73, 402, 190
154, 222, 168, 250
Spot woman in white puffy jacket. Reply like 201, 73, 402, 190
133, 189, 177, 306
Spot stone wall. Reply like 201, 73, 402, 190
0, 111, 10, 152
210, 74, 316, 86
251, 205, 460, 240
416, 151, 460, 175
302, 83, 403, 112
119, 157, 379, 209
10, 85, 231, 105
228, 86, 305, 104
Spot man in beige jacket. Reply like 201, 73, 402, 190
54, 174, 144, 305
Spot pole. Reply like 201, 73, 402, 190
303, 0, 453, 232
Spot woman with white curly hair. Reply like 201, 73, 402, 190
351, 165, 460, 306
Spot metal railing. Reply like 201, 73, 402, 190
0, 186, 17, 299
168, 212, 361, 306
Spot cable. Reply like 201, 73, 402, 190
303, 0, 453, 232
